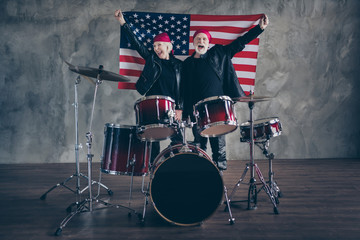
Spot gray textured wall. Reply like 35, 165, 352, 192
1, 0, 360, 164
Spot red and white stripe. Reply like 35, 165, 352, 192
118, 13, 263, 95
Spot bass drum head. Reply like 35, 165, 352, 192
150, 146, 224, 226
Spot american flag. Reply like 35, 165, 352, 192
118, 11, 263, 95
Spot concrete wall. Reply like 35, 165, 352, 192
1, 0, 359, 164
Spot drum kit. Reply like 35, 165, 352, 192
42, 61, 283, 236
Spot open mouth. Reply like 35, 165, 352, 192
195, 44, 207, 54
197, 45, 204, 50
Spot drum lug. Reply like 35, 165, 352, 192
167, 109, 175, 125
179, 144, 191, 153
137, 126, 145, 134
167, 109, 175, 118
204, 104, 210, 123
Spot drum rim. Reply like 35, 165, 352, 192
104, 123, 136, 129
194, 95, 233, 107
149, 144, 223, 226
240, 117, 280, 127
151, 145, 212, 171
137, 124, 176, 142
100, 168, 148, 176
199, 121, 238, 137
134, 95, 175, 105
151, 143, 211, 168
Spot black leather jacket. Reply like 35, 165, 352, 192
182, 25, 264, 116
121, 23, 183, 109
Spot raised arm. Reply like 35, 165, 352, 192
226, 14, 269, 57
114, 9, 151, 59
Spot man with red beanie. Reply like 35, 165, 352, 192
182, 15, 269, 171
115, 9, 183, 162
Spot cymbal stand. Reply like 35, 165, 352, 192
40, 75, 111, 203
255, 140, 282, 204
55, 67, 136, 236
228, 100, 279, 214
39, 76, 82, 201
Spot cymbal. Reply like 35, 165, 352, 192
64, 61, 131, 82
232, 95, 272, 103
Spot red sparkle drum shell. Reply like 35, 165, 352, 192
150, 144, 224, 226
134, 95, 176, 142
240, 117, 282, 142
100, 124, 151, 176
194, 96, 237, 137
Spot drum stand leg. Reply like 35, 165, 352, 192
221, 171, 235, 224
54, 72, 136, 236
40, 75, 112, 202
139, 177, 150, 224
255, 140, 282, 204
228, 100, 279, 214
126, 154, 140, 217
138, 141, 153, 224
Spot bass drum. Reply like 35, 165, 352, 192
150, 144, 224, 226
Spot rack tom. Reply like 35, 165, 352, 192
240, 117, 282, 142
194, 96, 237, 137
134, 95, 176, 142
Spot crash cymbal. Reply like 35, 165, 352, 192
65, 61, 131, 82
232, 95, 272, 103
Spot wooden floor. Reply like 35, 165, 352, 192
0, 158, 359, 240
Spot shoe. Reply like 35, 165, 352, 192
217, 161, 227, 171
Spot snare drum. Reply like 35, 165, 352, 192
100, 123, 151, 176
240, 117, 282, 142
134, 95, 176, 142
150, 144, 223, 226
194, 96, 237, 137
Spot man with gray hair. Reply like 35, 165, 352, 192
182, 15, 269, 170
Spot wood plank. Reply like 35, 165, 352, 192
0, 159, 359, 240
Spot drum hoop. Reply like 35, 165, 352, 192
151, 144, 211, 170
100, 168, 148, 176
255, 117, 280, 124
194, 95, 233, 107
135, 95, 175, 105
240, 117, 280, 127
199, 121, 238, 137
104, 123, 135, 129
137, 124, 175, 142
138, 123, 174, 130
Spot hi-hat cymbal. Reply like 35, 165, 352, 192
64, 61, 131, 82
232, 95, 272, 103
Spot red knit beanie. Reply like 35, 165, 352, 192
153, 32, 171, 43
193, 29, 212, 43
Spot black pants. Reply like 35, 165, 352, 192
192, 125, 227, 170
